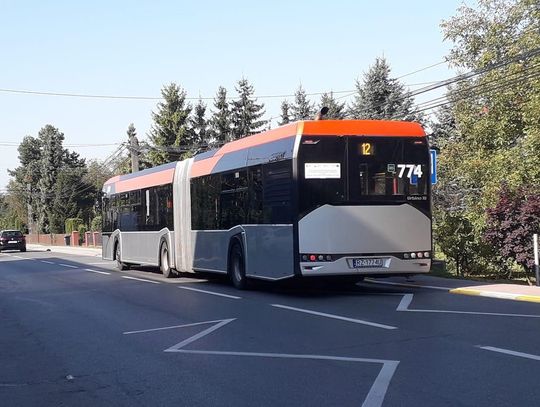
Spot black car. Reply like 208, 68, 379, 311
0, 230, 27, 252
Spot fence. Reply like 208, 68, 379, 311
25, 232, 102, 247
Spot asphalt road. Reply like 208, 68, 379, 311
1, 249, 539, 407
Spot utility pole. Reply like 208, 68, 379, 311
534, 234, 539, 287
27, 183, 33, 234
127, 123, 139, 173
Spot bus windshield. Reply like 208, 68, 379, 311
298, 136, 430, 217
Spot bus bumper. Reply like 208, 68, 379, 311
299, 255, 431, 276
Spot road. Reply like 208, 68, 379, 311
1, 249, 539, 406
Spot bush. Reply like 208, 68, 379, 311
77, 224, 87, 245
65, 218, 83, 234
91, 215, 102, 232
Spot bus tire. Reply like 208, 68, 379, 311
229, 241, 247, 290
160, 241, 175, 278
115, 242, 129, 271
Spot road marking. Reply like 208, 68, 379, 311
40, 260, 55, 264
162, 318, 397, 407
177, 286, 241, 299
396, 294, 540, 318
124, 319, 232, 335
84, 268, 110, 275
86, 262, 113, 265
477, 346, 540, 361
59, 263, 79, 269
121, 276, 161, 284
271, 304, 397, 330
364, 278, 450, 291
11, 255, 25, 259
165, 319, 236, 351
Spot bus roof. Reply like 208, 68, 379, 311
190, 120, 425, 177
103, 120, 426, 192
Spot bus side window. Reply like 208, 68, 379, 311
248, 166, 263, 224
220, 171, 248, 229
191, 175, 220, 230
263, 161, 292, 224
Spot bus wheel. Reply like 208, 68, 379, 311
115, 243, 129, 271
160, 242, 175, 278
229, 242, 247, 290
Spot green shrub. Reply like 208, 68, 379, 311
65, 218, 83, 234
90, 215, 102, 232
77, 224, 87, 245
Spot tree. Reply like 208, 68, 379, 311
430, 102, 460, 149
230, 78, 267, 140
147, 83, 192, 165
190, 99, 209, 151
434, 0, 540, 278
7, 135, 43, 231
37, 125, 65, 232
209, 86, 231, 146
484, 184, 540, 283
319, 92, 346, 119
349, 57, 418, 121
290, 85, 315, 121
279, 100, 291, 125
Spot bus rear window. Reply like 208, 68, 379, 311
298, 136, 430, 217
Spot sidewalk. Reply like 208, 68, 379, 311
367, 274, 540, 304
450, 284, 540, 304
27, 243, 102, 257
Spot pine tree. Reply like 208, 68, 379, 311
291, 85, 315, 121
148, 83, 192, 165
209, 86, 231, 147
190, 99, 209, 151
349, 57, 417, 121
37, 125, 65, 233
279, 100, 291, 125
319, 92, 346, 119
230, 78, 267, 140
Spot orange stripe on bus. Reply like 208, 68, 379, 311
115, 168, 175, 193
104, 175, 121, 185
301, 120, 425, 137
190, 156, 222, 178
217, 123, 298, 155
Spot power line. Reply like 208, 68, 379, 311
0, 59, 449, 102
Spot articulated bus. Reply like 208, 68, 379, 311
102, 120, 432, 288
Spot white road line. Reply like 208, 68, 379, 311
86, 262, 113, 265
58, 263, 79, 269
121, 276, 161, 284
396, 294, 540, 318
177, 286, 241, 299
477, 346, 540, 361
11, 255, 25, 259
271, 304, 397, 330
165, 319, 236, 351
124, 319, 232, 335
84, 268, 110, 275
364, 278, 450, 291
40, 260, 55, 264
159, 319, 397, 407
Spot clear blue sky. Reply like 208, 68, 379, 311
0, 0, 466, 190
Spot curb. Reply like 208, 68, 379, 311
450, 288, 540, 304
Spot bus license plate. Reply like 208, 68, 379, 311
352, 258, 384, 268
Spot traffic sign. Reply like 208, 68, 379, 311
430, 149, 437, 185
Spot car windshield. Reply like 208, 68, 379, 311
2, 231, 23, 238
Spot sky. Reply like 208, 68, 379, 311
0, 0, 466, 191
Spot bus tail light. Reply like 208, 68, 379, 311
302, 254, 333, 262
